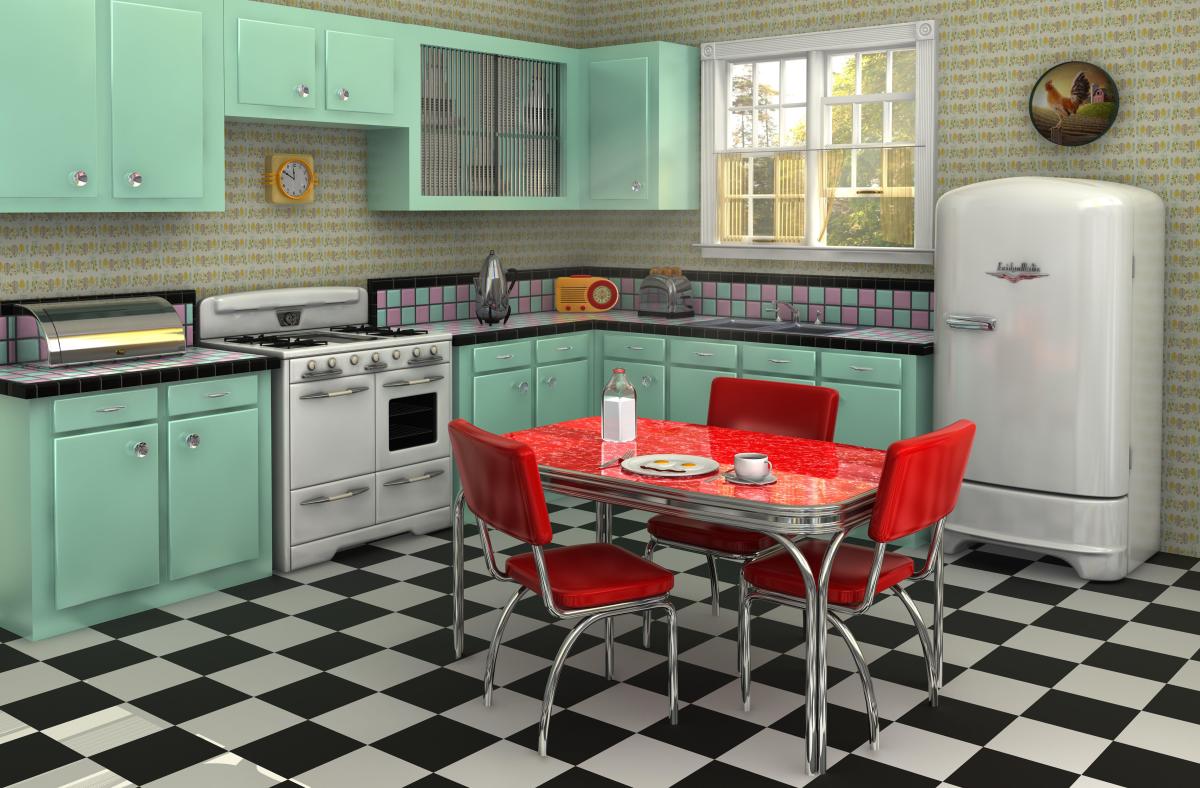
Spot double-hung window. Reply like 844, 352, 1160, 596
699, 21, 937, 263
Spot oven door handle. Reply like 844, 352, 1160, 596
298, 386, 370, 400
383, 469, 446, 487
300, 486, 370, 506
383, 375, 445, 388
301, 369, 344, 380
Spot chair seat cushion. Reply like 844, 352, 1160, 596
506, 543, 675, 610
743, 540, 914, 607
647, 515, 776, 555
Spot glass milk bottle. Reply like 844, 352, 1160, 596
601, 368, 637, 442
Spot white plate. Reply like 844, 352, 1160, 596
622, 454, 720, 478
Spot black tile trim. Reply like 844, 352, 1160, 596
0, 357, 278, 400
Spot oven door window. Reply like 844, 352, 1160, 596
389, 392, 438, 451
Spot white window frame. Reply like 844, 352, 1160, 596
698, 20, 937, 265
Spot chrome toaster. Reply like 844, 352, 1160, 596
637, 273, 694, 319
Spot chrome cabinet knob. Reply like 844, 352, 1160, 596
641, 375, 653, 387
514, 381, 530, 394
307, 360, 317, 371
185, 433, 200, 449
371, 351, 381, 363
337, 87, 351, 102
543, 376, 557, 388
71, 169, 89, 188
631, 180, 642, 192
296, 83, 311, 98
132, 441, 150, 458
127, 171, 143, 188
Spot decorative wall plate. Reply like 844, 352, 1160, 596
1029, 61, 1119, 147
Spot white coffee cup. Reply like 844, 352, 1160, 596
734, 452, 772, 482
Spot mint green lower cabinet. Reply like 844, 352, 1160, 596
668, 367, 735, 425
473, 369, 533, 434
604, 359, 664, 419
743, 374, 817, 386
827, 382, 902, 450
536, 360, 590, 426
54, 423, 161, 609
167, 409, 261, 580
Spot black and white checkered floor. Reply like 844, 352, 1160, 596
3, 496, 1200, 787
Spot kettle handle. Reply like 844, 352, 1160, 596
506, 267, 520, 294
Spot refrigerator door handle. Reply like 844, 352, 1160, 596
945, 314, 997, 331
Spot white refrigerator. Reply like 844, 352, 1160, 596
934, 177, 1165, 580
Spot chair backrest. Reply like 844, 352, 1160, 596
868, 419, 976, 543
707, 377, 840, 441
448, 419, 554, 546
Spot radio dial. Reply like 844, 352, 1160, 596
412, 347, 422, 358
349, 355, 359, 366
371, 352, 381, 363
307, 360, 317, 371
327, 358, 338, 369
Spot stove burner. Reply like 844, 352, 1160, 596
225, 334, 329, 349
331, 324, 430, 338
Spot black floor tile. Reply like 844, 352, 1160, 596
223, 574, 303, 600
950, 551, 1036, 577
259, 672, 373, 719
131, 677, 250, 724
404, 566, 491, 595
164, 636, 270, 674
391, 628, 489, 666
395, 596, 491, 628
1083, 642, 1186, 682
1147, 552, 1197, 570
720, 614, 803, 653
674, 761, 795, 787
948, 748, 1077, 788
505, 623, 602, 660
1022, 689, 1138, 739
974, 645, 1078, 687
506, 664, 612, 709
1032, 606, 1126, 640
0, 732, 81, 785
297, 599, 391, 630
92, 726, 224, 785
642, 704, 762, 758
1134, 602, 1200, 637
0, 644, 35, 672
618, 615, 712, 654
898, 696, 1017, 745
311, 569, 400, 597
989, 576, 1075, 605
190, 602, 285, 635
279, 632, 382, 670
1082, 577, 1166, 603
904, 579, 983, 609
409, 542, 482, 567
942, 610, 1025, 645
843, 614, 924, 649
374, 716, 498, 772
509, 710, 633, 763
1084, 741, 1200, 788
91, 608, 182, 638
866, 650, 964, 692
773, 702, 883, 753
235, 721, 363, 778
813, 753, 941, 788
332, 544, 405, 568
45, 640, 153, 680
626, 660, 733, 703
384, 666, 485, 713
4, 682, 121, 729
1175, 570, 1200, 591
1144, 684, 1200, 726
751, 653, 852, 696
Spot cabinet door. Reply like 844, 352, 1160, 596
111, 0, 206, 199
605, 359, 665, 420
668, 367, 735, 425
326, 30, 394, 115
828, 383, 902, 450
0, 0, 99, 200
237, 18, 317, 109
54, 424, 160, 609
536, 360, 590, 427
473, 369, 533, 435
167, 409, 260, 580
743, 374, 817, 386
589, 57, 649, 201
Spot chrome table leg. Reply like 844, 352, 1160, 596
642, 537, 658, 648
665, 604, 679, 724
453, 490, 466, 660
596, 502, 615, 680
707, 554, 721, 616
738, 574, 753, 712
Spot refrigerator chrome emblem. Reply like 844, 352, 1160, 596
987, 262, 1048, 283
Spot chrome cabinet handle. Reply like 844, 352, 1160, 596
96, 405, 126, 413
299, 385, 369, 400
543, 376, 557, 387
496, 353, 513, 360
300, 486, 369, 506
206, 391, 230, 399
945, 314, 997, 331
383, 469, 445, 487
337, 87, 351, 101
555, 346, 572, 352
626, 345, 645, 351
768, 358, 791, 364
640, 375, 653, 387
127, 171, 142, 188
131, 441, 150, 458
513, 381, 530, 394
382, 375, 444, 388
849, 365, 873, 373
185, 433, 200, 449
631, 180, 642, 192
296, 83, 310, 98
694, 351, 715, 357
71, 169, 89, 188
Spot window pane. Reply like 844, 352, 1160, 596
756, 61, 780, 105
782, 106, 806, 146
753, 198, 775, 237
860, 102, 884, 143
720, 198, 750, 241
856, 149, 881, 188
891, 49, 916, 92
728, 110, 752, 148
718, 153, 749, 196
782, 58, 807, 104
890, 100, 915, 142
884, 146, 914, 188
826, 197, 884, 247
752, 156, 774, 195
755, 108, 779, 147
861, 51, 887, 94
776, 197, 805, 242
776, 153, 805, 196
730, 62, 753, 107
830, 104, 852, 145
829, 53, 856, 96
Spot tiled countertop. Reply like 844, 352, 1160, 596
423, 310, 935, 356
0, 347, 277, 400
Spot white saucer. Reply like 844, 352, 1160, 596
723, 470, 778, 486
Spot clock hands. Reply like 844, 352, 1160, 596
282, 168, 294, 184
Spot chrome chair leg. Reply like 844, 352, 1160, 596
664, 603, 679, 724
484, 587, 529, 707
707, 554, 721, 617
738, 577, 754, 712
604, 618, 615, 680
894, 587, 939, 707
641, 537, 658, 648
539, 612, 605, 757
934, 548, 944, 689
829, 612, 879, 750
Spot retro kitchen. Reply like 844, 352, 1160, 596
0, 2, 1197, 786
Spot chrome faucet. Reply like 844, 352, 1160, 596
810, 305, 824, 326
773, 300, 799, 323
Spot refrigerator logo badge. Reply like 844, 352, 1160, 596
986, 262, 1048, 283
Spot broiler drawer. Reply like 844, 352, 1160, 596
290, 473, 376, 546
377, 458, 451, 524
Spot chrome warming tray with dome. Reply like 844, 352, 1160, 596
16, 296, 186, 366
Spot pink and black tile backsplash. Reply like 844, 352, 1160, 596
368, 269, 934, 330
0, 290, 197, 366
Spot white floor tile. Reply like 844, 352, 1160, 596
122, 620, 223, 656
295, 746, 427, 788
1004, 625, 1104, 663
1015, 562, 1089, 589
0, 662, 76, 706
233, 617, 334, 652
1168, 659, 1200, 691
1116, 711, 1200, 764
853, 722, 980, 781
44, 705, 167, 757
582, 734, 710, 788
441, 740, 570, 788
278, 561, 354, 584
568, 641, 664, 682
446, 643, 550, 687
827, 675, 926, 721
208, 653, 319, 696
9, 759, 131, 788
987, 717, 1109, 773
895, 632, 997, 668
312, 693, 432, 744
358, 582, 441, 612
942, 669, 1047, 715
1110, 621, 1200, 659
1155, 585, 1200, 614
444, 688, 546, 738
9, 628, 112, 661
1059, 589, 1149, 621
570, 683, 679, 732
942, 564, 1008, 592
720, 728, 839, 786
363, 555, 444, 582
1055, 665, 1161, 709
181, 698, 303, 750
960, 593, 1052, 625
341, 612, 441, 649
145, 753, 284, 787
159, 591, 242, 619
87, 658, 200, 701
253, 585, 344, 615
696, 679, 805, 727
329, 649, 438, 691
1127, 562, 1186, 586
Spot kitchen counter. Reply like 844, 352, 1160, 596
0, 347, 278, 399
421, 310, 935, 355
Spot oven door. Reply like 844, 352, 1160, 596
289, 374, 376, 490
375, 364, 450, 472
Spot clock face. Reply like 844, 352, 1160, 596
279, 160, 311, 199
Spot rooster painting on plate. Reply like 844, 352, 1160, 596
1029, 61, 1119, 146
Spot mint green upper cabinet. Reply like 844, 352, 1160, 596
111, 1, 205, 199
580, 42, 699, 210
0, 0, 99, 202
167, 409, 261, 580
589, 57, 649, 202
54, 424, 160, 609
326, 30, 395, 115
536, 359, 591, 426
237, 19, 318, 110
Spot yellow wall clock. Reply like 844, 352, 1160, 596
263, 154, 317, 204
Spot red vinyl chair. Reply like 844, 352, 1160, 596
642, 378, 839, 645
449, 419, 679, 757
737, 420, 975, 749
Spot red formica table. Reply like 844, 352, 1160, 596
451, 417, 887, 775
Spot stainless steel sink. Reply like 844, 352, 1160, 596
692, 318, 779, 329
772, 323, 850, 336
693, 317, 849, 336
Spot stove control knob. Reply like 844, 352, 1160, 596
307, 360, 317, 371
327, 358, 338, 369
371, 351, 381, 363
349, 354, 359, 366
430, 345, 440, 356
392, 349, 402, 360
411, 347, 422, 358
